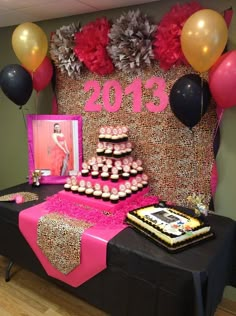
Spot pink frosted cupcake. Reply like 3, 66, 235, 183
110, 167, 119, 182
93, 183, 102, 199
91, 164, 99, 179
85, 181, 94, 197
125, 181, 132, 197
64, 177, 72, 191
110, 188, 119, 204
118, 184, 127, 200
142, 174, 149, 187
102, 185, 110, 201
101, 165, 109, 181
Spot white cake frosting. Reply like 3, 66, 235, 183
127, 205, 211, 247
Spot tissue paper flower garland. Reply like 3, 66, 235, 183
74, 17, 114, 75
50, 2, 204, 77
107, 10, 157, 74
50, 22, 83, 79
153, 2, 202, 71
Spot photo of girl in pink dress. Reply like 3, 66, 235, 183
51, 123, 70, 176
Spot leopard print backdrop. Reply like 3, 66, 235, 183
55, 64, 217, 207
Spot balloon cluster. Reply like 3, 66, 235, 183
170, 8, 236, 129
0, 22, 53, 107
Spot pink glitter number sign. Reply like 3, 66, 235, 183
103, 80, 122, 113
125, 78, 142, 113
144, 77, 168, 113
84, 80, 102, 112
83, 77, 168, 113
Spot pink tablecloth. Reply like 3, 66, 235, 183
19, 189, 158, 287
19, 202, 126, 287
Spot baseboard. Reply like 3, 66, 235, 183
218, 298, 236, 315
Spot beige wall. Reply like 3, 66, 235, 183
0, 0, 235, 301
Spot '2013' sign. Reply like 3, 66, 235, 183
83, 76, 168, 113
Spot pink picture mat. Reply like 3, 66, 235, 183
27, 114, 83, 184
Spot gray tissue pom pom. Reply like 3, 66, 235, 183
107, 10, 157, 74
50, 22, 83, 79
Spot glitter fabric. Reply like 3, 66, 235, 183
56, 63, 217, 207
37, 213, 92, 274
0, 192, 39, 203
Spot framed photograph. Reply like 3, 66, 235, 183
27, 114, 83, 184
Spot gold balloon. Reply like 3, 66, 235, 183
181, 9, 228, 73
12, 22, 48, 72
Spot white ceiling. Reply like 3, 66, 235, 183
0, 0, 160, 28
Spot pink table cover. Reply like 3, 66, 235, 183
19, 202, 126, 287
19, 188, 158, 287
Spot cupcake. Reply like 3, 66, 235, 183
105, 158, 113, 172
101, 172, 109, 180
126, 142, 132, 154
131, 179, 138, 193
110, 194, 119, 204
131, 185, 138, 193
130, 169, 138, 177
114, 160, 123, 174
99, 127, 106, 142
142, 174, 149, 187
118, 191, 126, 200
121, 126, 128, 141
120, 143, 126, 157
125, 188, 132, 197
118, 184, 127, 200
91, 164, 99, 179
131, 161, 138, 173
110, 174, 119, 182
70, 177, 78, 193
64, 183, 71, 191
125, 181, 132, 197
137, 166, 143, 174
78, 186, 86, 195
104, 126, 112, 141
113, 144, 122, 158
111, 127, 119, 142
81, 162, 89, 177
110, 166, 119, 182
64, 178, 71, 191
136, 159, 143, 174
101, 165, 109, 180
91, 171, 99, 179
85, 187, 94, 197
96, 144, 104, 156
81, 169, 89, 177
85, 181, 94, 197
71, 186, 78, 194
102, 192, 111, 201
93, 184, 102, 199
96, 157, 104, 171
102, 185, 110, 201
122, 165, 130, 180
110, 188, 119, 204
136, 176, 143, 190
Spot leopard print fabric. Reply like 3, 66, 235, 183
37, 213, 93, 274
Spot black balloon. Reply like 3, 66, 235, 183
169, 74, 211, 129
0, 64, 33, 106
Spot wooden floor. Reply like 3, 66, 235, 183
0, 256, 235, 316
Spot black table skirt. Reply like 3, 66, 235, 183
0, 183, 235, 316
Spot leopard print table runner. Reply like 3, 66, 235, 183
37, 213, 93, 274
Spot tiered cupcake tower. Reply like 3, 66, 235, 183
63, 126, 149, 207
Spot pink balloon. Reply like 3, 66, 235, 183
32, 56, 53, 92
209, 50, 236, 109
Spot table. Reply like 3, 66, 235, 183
0, 183, 235, 316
